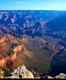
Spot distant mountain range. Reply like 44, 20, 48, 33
48, 12, 66, 31
0, 10, 66, 37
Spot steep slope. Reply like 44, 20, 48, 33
49, 49, 66, 77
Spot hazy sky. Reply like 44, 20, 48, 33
0, 0, 66, 10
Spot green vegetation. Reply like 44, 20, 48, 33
25, 58, 50, 73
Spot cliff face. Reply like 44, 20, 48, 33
49, 49, 66, 77
0, 11, 66, 74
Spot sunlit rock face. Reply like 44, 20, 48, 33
0, 34, 17, 56
0, 36, 10, 56
55, 73, 66, 79
14, 44, 33, 67
0, 33, 17, 69
12, 65, 34, 79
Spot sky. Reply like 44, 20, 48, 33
0, 0, 66, 10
